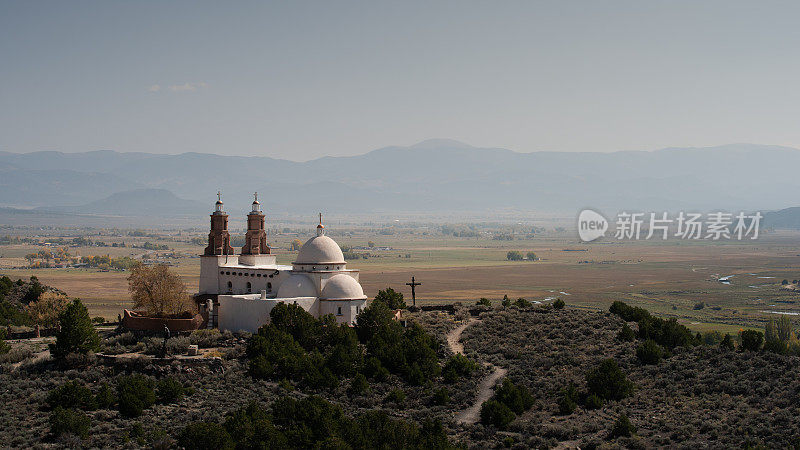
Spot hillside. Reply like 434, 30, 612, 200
2, 141, 800, 216
41, 189, 207, 217
764, 206, 800, 229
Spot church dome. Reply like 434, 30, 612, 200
321, 274, 366, 300
295, 235, 345, 265
277, 274, 317, 298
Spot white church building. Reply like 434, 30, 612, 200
197, 194, 368, 332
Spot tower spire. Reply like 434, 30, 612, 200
316, 212, 325, 236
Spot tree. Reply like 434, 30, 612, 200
586, 358, 633, 401
553, 298, 565, 310
50, 299, 100, 360
23, 276, 45, 303
506, 251, 523, 261
476, 298, 491, 307
178, 422, 234, 450
740, 330, 763, 351
526, 251, 537, 261
635, 339, 663, 365
374, 287, 406, 310
27, 291, 69, 328
617, 323, 635, 342
127, 263, 191, 317
289, 239, 303, 251
502, 295, 511, 307
766, 316, 794, 343
368, 241, 375, 248
720, 333, 735, 350
480, 400, 515, 428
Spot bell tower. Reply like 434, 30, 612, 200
241, 192, 270, 255
204, 192, 234, 256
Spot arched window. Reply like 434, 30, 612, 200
227, 281, 232, 293
246, 282, 252, 293
267, 282, 272, 290
337, 306, 342, 316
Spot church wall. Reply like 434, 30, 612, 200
319, 299, 366, 324
217, 268, 290, 295
218, 296, 318, 332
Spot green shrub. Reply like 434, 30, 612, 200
636, 339, 664, 365
46, 381, 97, 411
442, 353, 478, 383
178, 422, 233, 450
476, 298, 491, 307
609, 413, 636, 439
363, 356, 390, 381
553, 298, 565, 309
586, 359, 633, 401
91, 316, 105, 324
50, 299, 100, 360
557, 383, 578, 415
764, 339, 787, 354
480, 400, 515, 428
502, 295, 511, 307
50, 407, 90, 439
740, 330, 763, 352
617, 323, 635, 342
348, 373, 369, 395
384, 388, 406, 406
117, 374, 155, 418
94, 382, 115, 409
513, 298, 531, 308
0, 328, 9, 354
432, 387, 450, 406
584, 393, 604, 410
494, 378, 534, 414
156, 377, 185, 404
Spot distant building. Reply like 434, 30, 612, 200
198, 194, 368, 332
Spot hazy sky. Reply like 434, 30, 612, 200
2, 1, 800, 160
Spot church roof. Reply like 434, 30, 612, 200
277, 274, 317, 298
295, 235, 345, 265
320, 274, 366, 300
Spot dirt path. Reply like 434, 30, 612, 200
446, 319, 476, 355
455, 363, 507, 424
446, 318, 508, 425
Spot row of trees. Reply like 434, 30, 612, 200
247, 290, 447, 389
178, 396, 454, 450
506, 251, 537, 261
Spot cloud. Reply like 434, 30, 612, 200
168, 82, 208, 92
147, 84, 161, 92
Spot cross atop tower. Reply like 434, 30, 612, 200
319, 212, 323, 225
254, 192, 258, 202
217, 191, 221, 202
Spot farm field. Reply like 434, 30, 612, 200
2, 226, 799, 333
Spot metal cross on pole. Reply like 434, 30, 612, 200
406, 276, 421, 308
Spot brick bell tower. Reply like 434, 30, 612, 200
204, 191, 235, 256
241, 192, 270, 255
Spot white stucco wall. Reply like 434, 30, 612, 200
217, 295, 318, 333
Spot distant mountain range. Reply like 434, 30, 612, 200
1, 140, 799, 219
